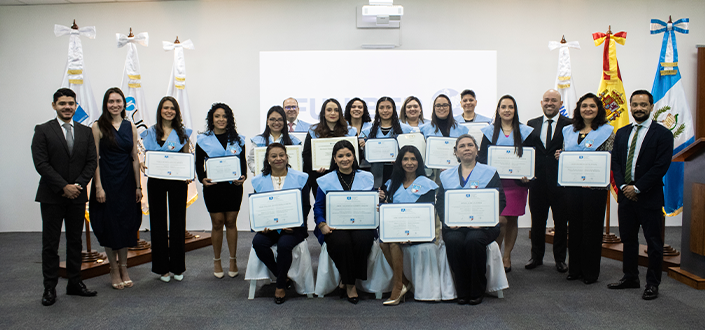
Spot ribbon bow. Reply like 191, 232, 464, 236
650, 18, 689, 35
162, 39, 195, 51
54, 24, 96, 39
117, 32, 149, 48
548, 41, 580, 51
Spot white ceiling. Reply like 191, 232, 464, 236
0, 0, 186, 5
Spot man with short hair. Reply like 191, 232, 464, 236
453, 89, 492, 123
283, 97, 311, 132
608, 90, 673, 300
32, 88, 98, 306
525, 89, 571, 272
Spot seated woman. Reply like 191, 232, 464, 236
378, 145, 438, 305
251, 143, 310, 304
437, 134, 506, 305
247, 106, 302, 174
313, 140, 375, 304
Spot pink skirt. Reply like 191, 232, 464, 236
500, 179, 528, 216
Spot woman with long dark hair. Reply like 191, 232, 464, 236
399, 96, 426, 131
246, 106, 301, 174
420, 94, 469, 138
345, 98, 373, 170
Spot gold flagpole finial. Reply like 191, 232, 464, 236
174, 36, 180, 44
128, 27, 134, 38
560, 35, 567, 44
607, 25, 612, 34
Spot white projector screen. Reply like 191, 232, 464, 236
259, 50, 497, 131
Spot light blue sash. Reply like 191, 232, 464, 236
196, 133, 245, 158
141, 126, 192, 152
453, 113, 492, 124
420, 121, 469, 138
385, 176, 438, 203
251, 169, 308, 192
308, 125, 357, 139
360, 123, 414, 139
480, 123, 533, 145
439, 163, 497, 189
250, 134, 302, 147
316, 170, 374, 194
562, 124, 613, 151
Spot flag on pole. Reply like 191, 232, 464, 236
593, 28, 629, 196
548, 39, 580, 117
55, 24, 99, 126
650, 18, 693, 216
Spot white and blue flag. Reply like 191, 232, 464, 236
549, 39, 580, 118
55, 24, 99, 126
117, 31, 150, 134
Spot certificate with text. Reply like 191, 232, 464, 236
249, 189, 304, 231
425, 137, 459, 169
397, 133, 426, 162
325, 191, 379, 229
145, 151, 194, 181
444, 189, 499, 227
557, 151, 611, 187
379, 203, 435, 243
311, 136, 360, 170
206, 156, 242, 182
487, 146, 535, 179
253, 145, 303, 176
459, 122, 489, 148
364, 138, 399, 163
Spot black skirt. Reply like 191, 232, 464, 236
202, 181, 244, 213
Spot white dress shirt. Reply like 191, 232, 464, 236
56, 117, 75, 140
625, 118, 651, 188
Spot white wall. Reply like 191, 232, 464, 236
1, 0, 700, 232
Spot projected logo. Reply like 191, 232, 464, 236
73, 104, 89, 124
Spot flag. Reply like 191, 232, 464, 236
650, 18, 693, 216
593, 29, 629, 196
55, 24, 99, 126
548, 39, 580, 117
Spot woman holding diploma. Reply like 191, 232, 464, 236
251, 143, 310, 304
89, 87, 142, 290
419, 94, 469, 139
437, 134, 506, 305
477, 95, 533, 272
399, 96, 426, 132
195, 103, 247, 279
314, 140, 375, 304
557, 93, 614, 284
246, 106, 301, 174
378, 145, 438, 305
140, 96, 192, 282
344, 98, 372, 171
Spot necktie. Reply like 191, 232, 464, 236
63, 122, 74, 155
288, 122, 294, 132
624, 125, 642, 183
545, 119, 553, 148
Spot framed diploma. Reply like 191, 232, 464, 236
458, 122, 489, 148
325, 191, 379, 229
397, 133, 426, 162
557, 151, 611, 187
364, 138, 399, 163
249, 189, 304, 231
252, 145, 303, 177
444, 189, 499, 227
206, 156, 242, 182
145, 151, 195, 181
487, 146, 536, 179
379, 203, 435, 243
425, 137, 459, 169
290, 132, 308, 145
311, 136, 360, 170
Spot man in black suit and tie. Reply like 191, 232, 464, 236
31, 88, 98, 306
608, 90, 673, 300
525, 89, 572, 272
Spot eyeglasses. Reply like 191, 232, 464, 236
284, 106, 298, 110
434, 104, 450, 109
268, 118, 285, 123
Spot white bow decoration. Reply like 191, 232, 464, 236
162, 39, 194, 51
116, 32, 149, 48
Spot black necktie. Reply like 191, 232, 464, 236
545, 119, 553, 148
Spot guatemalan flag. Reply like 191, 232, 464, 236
548, 39, 580, 118
55, 24, 99, 126
117, 30, 150, 134
650, 18, 694, 216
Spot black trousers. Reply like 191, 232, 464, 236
41, 202, 85, 289
443, 224, 500, 299
618, 201, 663, 286
252, 227, 308, 289
529, 180, 567, 262
324, 229, 376, 285
565, 187, 608, 282
147, 178, 187, 275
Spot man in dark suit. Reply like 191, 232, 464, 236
525, 89, 572, 272
31, 88, 98, 306
608, 90, 673, 300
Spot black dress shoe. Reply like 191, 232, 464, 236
555, 262, 568, 273
583, 278, 597, 285
457, 298, 470, 305
642, 285, 659, 300
347, 296, 359, 304
66, 281, 97, 297
469, 295, 484, 305
286, 279, 293, 290
504, 267, 511, 273
525, 259, 543, 270
566, 274, 583, 281
41, 288, 56, 306
275, 296, 286, 304
607, 278, 640, 290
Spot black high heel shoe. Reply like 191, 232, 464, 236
347, 296, 359, 304
275, 296, 286, 304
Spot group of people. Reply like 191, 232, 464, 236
32, 86, 673, 307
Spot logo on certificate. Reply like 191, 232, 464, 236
164, 155, 169, 159
579, 155, 584, 159
508, 169, 513, 174
405, 230, 410, 236
465, 194, 471, 198
446, 160, 451, 164
506, 150, 511, 154
401, 208, 406, 212
444, 141, 449, 144
469, 216, 474, 221
346, 196, 352, 200
581, 176, 586, 181
167, 171, 172, 175
274, 218, 279, 223
269, 196, 274, 200
350, 218, 355, 223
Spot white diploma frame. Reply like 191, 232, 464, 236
458, 122, 489, 148
425, 137, 460, 169
290, 132, 308, 144
252, 145, 303, 177
444, 189, 499, 227
249, 189, 304, 231
397, 133, 426, 162
325, 191, 379, 229
364, 138, 399, 163
205, 156, 242, 183
145, 151, 195, 181
379, 203, 435, 243
487, 146, 536, 179
311, 136, 360, 170
557, 151, 611, 187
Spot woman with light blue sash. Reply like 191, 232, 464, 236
377, 145, 437, 305
140, 96, 192, 283
246, 106, 301, 174
477, 95, 534, 272
557, 93, 614, 284
313, 140, 375, 304
359, 97, 414, 188
195, 103, 247, 279
344, 98, 373, 170
453, 89, 492, 123
420, 94, 469, 181
251, 143, 310, 304
399, 96, 426, 132
437, 134, 506, 305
